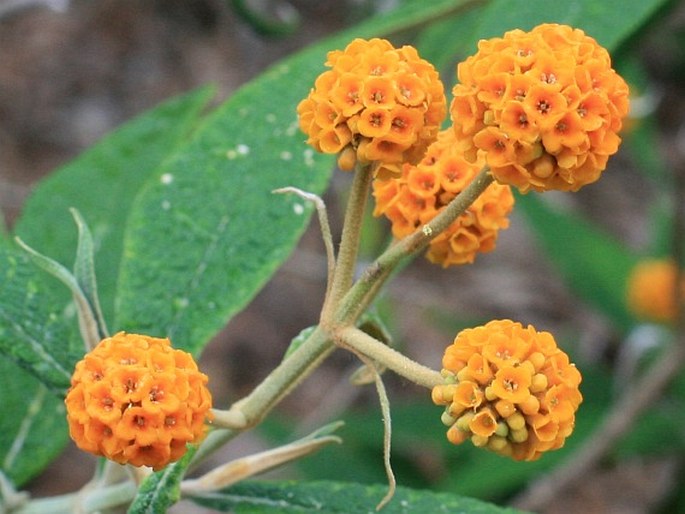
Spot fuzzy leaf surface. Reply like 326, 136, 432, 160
0, 241, 78, 394
0, 355, 68, 487
13, 87, 215, 326
114, 0, 475, 353
190, 480, 524, 514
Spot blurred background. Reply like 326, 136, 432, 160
2, 1, 685, 512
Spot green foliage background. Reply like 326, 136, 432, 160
0, 0, 681, 512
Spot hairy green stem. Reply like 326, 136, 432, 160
336, 326, 442, 389
13, 482, 136, 514
322, 165, 373, 322
337, 166, 493, 324
193, 325, 334, 468
195, 167, 493, 475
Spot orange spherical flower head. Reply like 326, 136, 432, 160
431, 320, 582, 461
450, 23, 629, 193
65, 332, 213, 471
372, 129, 514, 266
297, 38, 446, 175
626, 259, 685, 324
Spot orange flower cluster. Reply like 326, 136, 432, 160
450, 23, 629, 192
627, 259, 684, 324
297, 38, 446, 175
65, 332, 212, 470
372, 129, 514, 266
431, 320, 582, 461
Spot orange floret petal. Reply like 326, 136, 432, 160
469, 409, 498, 438
453, 380, 484, 409
492, 366, 533, 404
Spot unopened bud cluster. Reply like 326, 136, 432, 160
432, 320, 582, 461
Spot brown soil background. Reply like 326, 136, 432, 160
2, 1, 685, 512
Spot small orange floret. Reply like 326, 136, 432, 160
431, 319, 582, 461
450, 23, 629, 192
372, 129, 514, 267
297, 38, 446, 173
65, 332, 212, 470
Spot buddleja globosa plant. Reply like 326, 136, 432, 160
0, 11, 634, 514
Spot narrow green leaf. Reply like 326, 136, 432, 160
71, 209, 109, 339
190, 479, 524, 513
13, 86, 215, 326
127, 446, 197, 514
473, 0, 671, 50
516, 194, 639, 331
284, 326, 317, 361
14, 237, 99, 351
0, 242, 78, 394
0, 355, 68, 486
114, 0, 477, 354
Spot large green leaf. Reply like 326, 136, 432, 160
113, 0, 477, 353
0, 241, 78, 394
416, 0, 672, 85
0, 354, 68, 487
189, 480, 524, 514
516, 194, 639, 331
473, 0, 671, 49
13, 87, 215, 326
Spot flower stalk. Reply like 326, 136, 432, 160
335, 326, 442, 389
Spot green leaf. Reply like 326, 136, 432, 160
473, 0, 670, 50
230, 0, 300, 37
284, 326, 317, 361
190, 480, 524, 513
15, 232, 102, 351
517, 194, 639, 331
0, 354, 68, 486
0, 241, 78, 394
71, 209, 109, 339
127, 446, 197, 514
13, 87, 215, 326
415, 3, 486, 77
114, 0, 478, 353
416, 0, 671, 92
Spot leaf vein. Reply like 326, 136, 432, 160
2, 385, 47, 472
0, 308, 72, 382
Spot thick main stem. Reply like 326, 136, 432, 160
193, 325, 334, 467
197, 167, 494, 470
322, 165, 373, 322
337, 166, 493, 324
